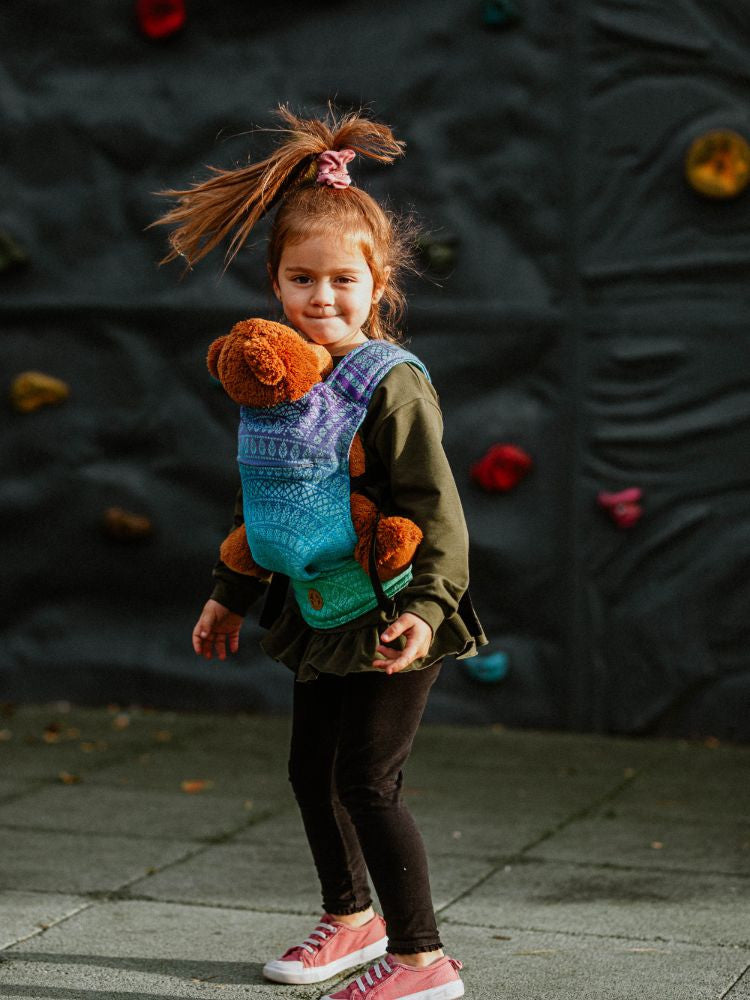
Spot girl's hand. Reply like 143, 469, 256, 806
192, 599, 244, 661
372, 613, 433, 675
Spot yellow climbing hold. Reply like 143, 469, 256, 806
685, 129, 750, 199
10, 371, 70, 412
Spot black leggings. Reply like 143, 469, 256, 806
288, 661, 443, 955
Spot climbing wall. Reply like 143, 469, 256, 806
2, 0, 749, 738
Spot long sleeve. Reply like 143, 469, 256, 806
359, 362, 470, 637
209, 486, 268, 616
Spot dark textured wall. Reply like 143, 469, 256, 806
2, 1, 749, 737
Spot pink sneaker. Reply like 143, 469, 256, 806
319, 954, 465, 1000
262, 912, 388, 985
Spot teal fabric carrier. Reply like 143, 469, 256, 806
237, 341, 430, 629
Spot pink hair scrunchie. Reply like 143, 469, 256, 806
316, 149, 355, 189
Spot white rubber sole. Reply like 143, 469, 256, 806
262, 935, 388, 984
320, 979, 464, 1000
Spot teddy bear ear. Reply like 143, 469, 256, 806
243, 337, 286, 386
206, 336, 228, 377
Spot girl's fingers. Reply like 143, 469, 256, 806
373, 637, 422, 674
228, 631, 240, 654
380, 618, 410, 643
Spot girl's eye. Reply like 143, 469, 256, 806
291, 275, 312, 284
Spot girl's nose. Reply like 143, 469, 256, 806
310, 281, 335, 305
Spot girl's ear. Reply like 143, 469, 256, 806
206, 336, 228, 377
372, 265, 391, 304
268, 263, 282, 301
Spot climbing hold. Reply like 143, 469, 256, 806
597, 487, 643, 529
482, 0, 521, 28
136, 0, 186, 39
471, 444, 532, 492
464, 651, 510, 683
102, 507, 154, 541
10, 372, 70, 413
415, 234, 459, 280
0, 230, 29, 273
685, 129, 750, 199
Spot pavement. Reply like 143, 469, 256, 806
0, 702, 748, 1000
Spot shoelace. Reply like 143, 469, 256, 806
295, 920, 337, 954
355, 957, 393, 993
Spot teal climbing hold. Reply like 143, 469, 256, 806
464, 650, 510, 683
482, 0, 521, 28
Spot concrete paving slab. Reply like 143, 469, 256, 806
608, 744, 750, 823
0, 828, 197, 894
131, 837, 493, 915
0, 784, 255, 841
438, 922, 750, 1000
440, 857, 750, 947
727, 968, 750, 997
130, 840, 321, 913
0, 898, 350, 998
0, 705, 210, 784
0, 891, 91, 950
235, 795, 558, 861
0, 779, 36, 802
412, 725, 672, 777
527, 811, 750, 875
81, 746, 291, 802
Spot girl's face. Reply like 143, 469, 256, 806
272, 234, 386, 355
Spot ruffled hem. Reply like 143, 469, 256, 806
260, 599, 487, 682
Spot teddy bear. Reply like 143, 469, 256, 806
207, 318, 423, 583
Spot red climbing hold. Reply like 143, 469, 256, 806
471, 444, 533, 492
136, 0, 186, 39
597, 487, 643, 528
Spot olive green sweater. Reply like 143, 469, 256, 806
209, 361, 470, 639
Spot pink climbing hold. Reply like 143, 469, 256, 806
597, 487, 643, 528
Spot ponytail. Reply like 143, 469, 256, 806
149, 105, 405, 269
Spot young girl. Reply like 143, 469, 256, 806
152, 107, 485, 1000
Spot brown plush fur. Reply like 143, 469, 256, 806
208, 319, 422, 581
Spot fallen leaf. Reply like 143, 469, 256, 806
650, 841, 664, 850
243, 799, 253, 810
0, 729, 12, 741
493, 934, 512, 940
514, 949, 558, 956
58, 771, 81, 785
181, 779, 213, 794
154, 730, 172, 742
112, 713, 130, 730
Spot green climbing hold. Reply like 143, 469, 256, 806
0, 230, 29, 272
415, 234, 459, 280
482, 0, 521, 28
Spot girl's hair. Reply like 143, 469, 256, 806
150, 106, 417, 341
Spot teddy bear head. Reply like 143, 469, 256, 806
207, 318, 333, 407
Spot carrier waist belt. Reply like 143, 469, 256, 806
290, 560, 412, 629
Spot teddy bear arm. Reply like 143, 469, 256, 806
219, 525, 271, 581
350, 493, 423, 581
